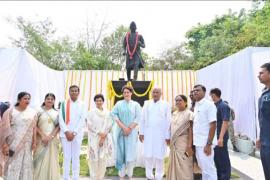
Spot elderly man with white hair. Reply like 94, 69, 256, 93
139, 87, 171, 180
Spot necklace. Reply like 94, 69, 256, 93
43, 108, 54, 124
47, 114, 53, 124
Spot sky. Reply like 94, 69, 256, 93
0, 1, 253, 57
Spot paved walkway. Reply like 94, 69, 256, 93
229, 150, 264, 180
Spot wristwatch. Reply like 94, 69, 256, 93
206, 140, 212, 145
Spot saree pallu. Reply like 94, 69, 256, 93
33, 138, 60, 180
1, 107, 37, 180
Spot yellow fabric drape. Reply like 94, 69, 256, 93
107, 80, 154, 103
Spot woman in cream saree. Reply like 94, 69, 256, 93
33, 93, 60, 180
167, 95, 194, 180
0, 92, 37, 180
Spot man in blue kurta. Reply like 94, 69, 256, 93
111, 85, 141, 179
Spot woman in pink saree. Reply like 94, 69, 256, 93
167, 95, 194, 180
0, 92, 37, 180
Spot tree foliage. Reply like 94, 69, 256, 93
9, 17, 134, 70
182, 1, 270, 70
9, 16, 74, 70
9, 1, 270, 71
98, 25, 128, 70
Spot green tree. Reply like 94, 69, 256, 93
9, 16, 74, 70
185, 9, 247, 69
236, 1, 270, 48
71, 41, 97, 70
98, 25, 128, 70
182, 1, 270, 70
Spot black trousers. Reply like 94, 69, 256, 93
214, 140, 231, 180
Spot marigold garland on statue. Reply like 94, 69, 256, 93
107, 80, 154, 102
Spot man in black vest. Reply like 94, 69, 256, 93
123, 21, 145, 81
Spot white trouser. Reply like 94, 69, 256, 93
195, 146, 217, 180
118, 161, 135, 178
144, 157, 164, 180
61, 137, 82, 180
88, 158, 107, 180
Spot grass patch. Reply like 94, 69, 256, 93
231, 171, 240, 179
59, 152, 90, 176
59, 151, 147, 177
82, 136, 88, 146
105, 167, 146, 177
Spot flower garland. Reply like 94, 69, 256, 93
126, 32, 139, 59
107, 80, 154, 102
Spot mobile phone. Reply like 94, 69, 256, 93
9, 150, 15, 157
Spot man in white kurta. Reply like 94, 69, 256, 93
139, 88, 171, 180
193, 85, 217, 180
59, 85, 87, 180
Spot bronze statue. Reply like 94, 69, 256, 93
123, 21, 145, 81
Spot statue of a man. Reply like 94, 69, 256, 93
123, 21, 145, 81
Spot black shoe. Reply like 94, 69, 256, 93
233, 145, 240, 152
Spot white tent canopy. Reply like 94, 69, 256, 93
196, 47, 270, 142
0, 48, 65, 107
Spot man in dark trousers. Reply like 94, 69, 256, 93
123, 21, 145, 81
210, 88, 231, 180
257, 62, 270, 180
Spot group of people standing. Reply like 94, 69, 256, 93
0, 84, 230, 180
0, 62, 269, 180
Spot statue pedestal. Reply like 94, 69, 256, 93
110, 80, 153, 107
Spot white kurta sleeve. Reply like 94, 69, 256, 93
133, 102, 142, 124
164, 103, 171, 139
87, 111, 97, 136
59, 101, 69, 133
73, 102, 87, 134
139, 102, 147, 135
104, 112, 113, 134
